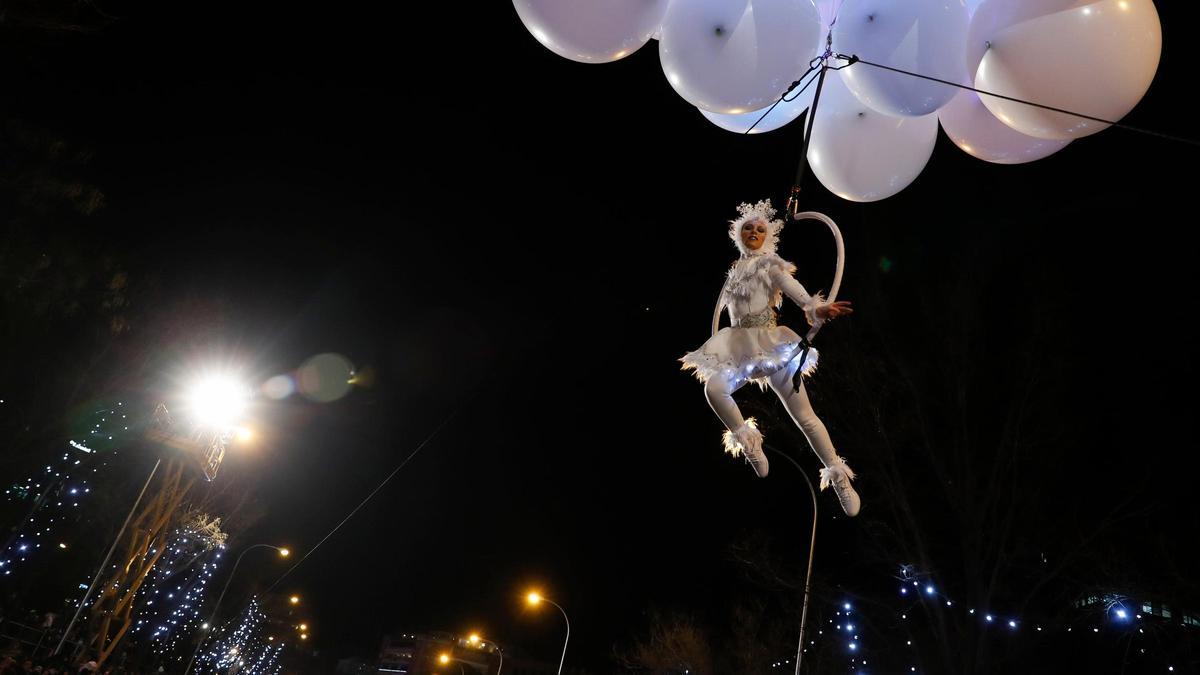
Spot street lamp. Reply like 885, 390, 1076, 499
54, 375, 253, 658
525, 590, 570, 675
467, 632, 504, 675
438, 653, 465, 675
183, 544, 291, 675
185, 375, 249, 429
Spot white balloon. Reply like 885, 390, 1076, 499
807, 69, 938, 202
965, 0, 1076, 84
660, 0, 822, 114
815, 0, 843, 26
833, 0, 969, 116
963, 0, 985, 16
699, 75, 818, 134
938, 89, 1071, 164
513, 0, 670, 63
973, 0, 1161, 140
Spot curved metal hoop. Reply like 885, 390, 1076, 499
790, 210, 845, 343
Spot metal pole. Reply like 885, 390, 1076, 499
543, 599, 570, 675
183, 544, 284, 675
765, 446, 819, 675
478, 639, 504, 675
54, 458, 162, 657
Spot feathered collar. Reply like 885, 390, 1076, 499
721, 253, 792, 307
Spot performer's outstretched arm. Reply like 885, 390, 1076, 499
770, 266, 824, 327
770, 265, 853, 326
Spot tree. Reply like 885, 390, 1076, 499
779, 229, 1161, 674
84, 456, 196, 665
617, 610, 714, 675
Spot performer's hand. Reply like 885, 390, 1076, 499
816, 300, 853, 321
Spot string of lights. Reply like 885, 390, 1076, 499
131, 513, 228, 660
1, 404, 131, 576
767, 565, 1195, 674
195, 597, 284, 675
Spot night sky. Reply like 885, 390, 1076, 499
5, 1, 1200, 671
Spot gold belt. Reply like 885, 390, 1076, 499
737, 309, 777, 328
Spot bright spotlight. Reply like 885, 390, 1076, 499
187, 375, 248, 429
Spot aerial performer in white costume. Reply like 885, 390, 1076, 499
681, 200, 861, 516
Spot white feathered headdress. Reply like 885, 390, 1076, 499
729, 199, 784, 257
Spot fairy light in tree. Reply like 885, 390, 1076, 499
1, 404, 132, 576
132, 512, 227, 658
812, 565, 1193, 673
196, 597, 284, 674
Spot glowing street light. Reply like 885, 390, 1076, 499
524, 590, 570, 675
466, 632, 504, 675
55, 373, 255, 658
290, 595, 301, 605
185, 375, 249, 430
437, 653, 464, 675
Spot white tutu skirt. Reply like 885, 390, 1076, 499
681, 325, 818, 386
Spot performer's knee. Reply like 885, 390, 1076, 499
795, 410, 823, 434
704, 377, 732, 401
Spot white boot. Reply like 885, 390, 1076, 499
723, 420, 768, 478
819, 459, 860, 517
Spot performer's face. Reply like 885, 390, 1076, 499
741, 220, 768, 251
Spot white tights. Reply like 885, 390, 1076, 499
703, 366, 840, 468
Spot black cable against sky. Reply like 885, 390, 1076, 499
845, 54, 1200, 148
264, 399, 469, 594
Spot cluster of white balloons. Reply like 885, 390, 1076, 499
513, 0, 1162, 201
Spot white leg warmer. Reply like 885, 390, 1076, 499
704, 375, 760, 456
